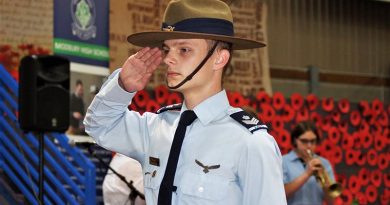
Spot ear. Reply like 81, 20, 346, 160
216, 57, 223, 64
213, 49, 230, 70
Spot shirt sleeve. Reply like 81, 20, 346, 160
237, 130, 287, 204
83, 69, 153, 165
282, 157, 290, 184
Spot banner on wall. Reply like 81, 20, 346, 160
54, 0, 109, 67
109, 0, 272, 96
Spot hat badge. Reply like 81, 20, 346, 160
162, 25, 175, 32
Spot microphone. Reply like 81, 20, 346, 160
88, 145, 145, 202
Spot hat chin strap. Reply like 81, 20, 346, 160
167, 41, 219, 89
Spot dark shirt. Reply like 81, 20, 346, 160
70, 93, 85, 128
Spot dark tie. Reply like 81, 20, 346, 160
158, 110, 197, 205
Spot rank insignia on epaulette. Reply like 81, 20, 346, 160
230, 111, 268, 133
156, 103, 182, 114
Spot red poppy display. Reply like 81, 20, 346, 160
146, 100, 161, 113
332, 146, 343, 164
281, 104, 295, 122
384, 172, 390, 188
345, 149, 357, 165
167, 92, 182, 105
331, 110, 341, 123
372, 99, 384, 116
370, 169, 382, 187
256, 90, 271, 104
337, 98, 350, 114
355, 192, 368, 205
341, 189, 353, 205
290, 93, 304, 111
341, 133, 354, 149
328, 126, 341, 144
275, 128, 291, 151
348, 175, 361, 194
350, 110, 361, 127
272, 92, 285, 110
367, 149, 378, 167
306, 94, 319, 111
361, 132, 373, 149
154, 85, 169, 104
377, 153, 388, 171
259, 104, 275, 123
358, 168, 370, 186
378, 112, 389, 127
338, 120, 348, 133
296, 108, 309, 122
322, 97, 334, 112
380, 189, 390, 205
356, 151, 367, 166
359, 100, 371, 117
228, 91, 248, 107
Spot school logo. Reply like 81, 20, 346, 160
71, 0, 96, 40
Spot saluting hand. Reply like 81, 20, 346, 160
119, 47, 162, 92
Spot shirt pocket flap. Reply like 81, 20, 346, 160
179, 172, 229, 201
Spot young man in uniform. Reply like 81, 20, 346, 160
84, 0, 286, 204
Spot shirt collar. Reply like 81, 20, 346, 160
287, 150, 302, 162
182, 90, 230, 125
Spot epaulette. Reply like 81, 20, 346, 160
230, 110, 268, 134
156, 103, 182, 114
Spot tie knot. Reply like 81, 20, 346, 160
180, 110, 197, 126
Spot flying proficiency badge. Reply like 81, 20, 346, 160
195, 159, 220, 173
230, 111, 268, 133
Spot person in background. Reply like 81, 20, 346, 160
283, 121, 339, 205
84, 0, 286, 204
103, 153, 145, 205
67, 79, 85, 135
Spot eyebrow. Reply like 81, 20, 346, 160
299, 138, 317, 141
162, 41, 195, 48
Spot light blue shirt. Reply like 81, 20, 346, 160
84, 69, 287, 205
282, 150, 335, 205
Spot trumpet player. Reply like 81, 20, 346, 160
282, 121, 337, 205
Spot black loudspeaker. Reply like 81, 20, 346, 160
18, 55, 70, 132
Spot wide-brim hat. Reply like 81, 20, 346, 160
127, 0, 265, 50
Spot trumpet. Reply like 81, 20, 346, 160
306, 150, 342, 198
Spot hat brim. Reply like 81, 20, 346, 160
127, 31, 265, 50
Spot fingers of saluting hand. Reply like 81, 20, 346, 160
128, 47, 162, 72
119, 47, 162, 92
144, 48, 162, 67
134, 47, 161, 63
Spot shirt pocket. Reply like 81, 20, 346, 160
143, 165, 164, 190
179, 172, 230, 201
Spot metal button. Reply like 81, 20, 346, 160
198, 186, 204, 192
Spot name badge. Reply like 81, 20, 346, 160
149, 156, 160, 166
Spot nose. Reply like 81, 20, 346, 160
163, 50, 176, 67
306, 142, 316, 149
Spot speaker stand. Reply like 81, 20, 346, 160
37, 132, 44, 205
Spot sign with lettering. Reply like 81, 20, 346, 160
54, 0, 109, 67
